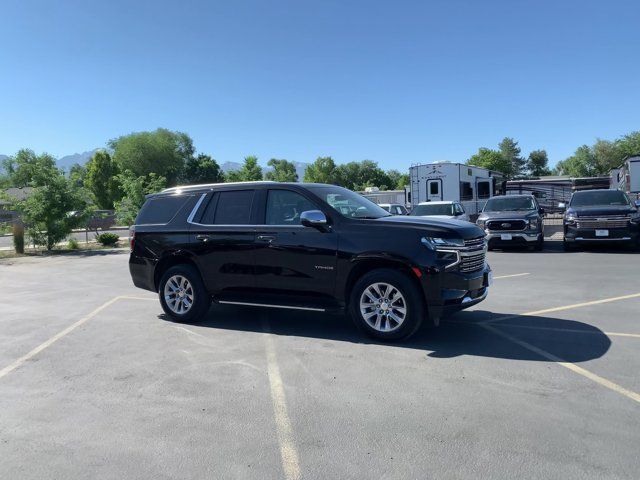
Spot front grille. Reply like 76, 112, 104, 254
459, 251, 486, 273
487, 220, 526, 231
576, 215, 629, 229
464, 236, 486, 249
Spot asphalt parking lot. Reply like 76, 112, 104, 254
1, 244, 639, 479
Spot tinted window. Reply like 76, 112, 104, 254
477, 181, 490, 199
307, 185, 391, 219
570, 190, 630, 207
454, 203, 465, 214
214, 190, 254, 224
410, 203, 455, 216
136, 195, 192, 225
483, 196, 536, 212
460, 182, 473, 200
266, 190, 316, 225
429, 182, 439, 195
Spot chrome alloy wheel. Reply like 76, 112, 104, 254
359, 282, 407, 332
163, 275, 195, 314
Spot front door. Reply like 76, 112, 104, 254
253, 188, 338, 305
427, 179, 442, 201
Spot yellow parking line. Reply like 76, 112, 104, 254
0, 296, 124, 380
493, 273, 530, 280
487, 292, 640, 324
262, 317, 301, 480
482, 324, 640, 404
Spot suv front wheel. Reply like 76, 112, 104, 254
159, 264, 210, 323
349, 269, 424, 341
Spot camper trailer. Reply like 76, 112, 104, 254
409, 162, 505, 217
611, 156, 640, 199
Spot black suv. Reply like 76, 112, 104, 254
129, 182, 491, 341
476, 195, 544, 251
561, 189, 640, 250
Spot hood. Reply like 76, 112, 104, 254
373, 215, 484, 239
477, 210, 537, 220
415, 214, 456, 220
568, 205, 636, 217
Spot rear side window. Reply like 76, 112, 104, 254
136, 195, 192, 225
212, 190, 255, 225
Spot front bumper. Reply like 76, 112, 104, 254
485, 230, 542, 247
420, 265, 492, 323
564, 225, 639, 243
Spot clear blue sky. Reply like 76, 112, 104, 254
1, 0, 639, 169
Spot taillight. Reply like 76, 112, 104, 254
129, 226, 135, 251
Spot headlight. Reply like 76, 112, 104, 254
631, 211, 640, 224
421, 236, 464, 250
527, 217, 539, 229
476, 219, 486, 229
565, 214, 577, 225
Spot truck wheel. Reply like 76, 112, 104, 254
349, 269, 424, 341
534, 235, 544, 251
159, 265, 210, 323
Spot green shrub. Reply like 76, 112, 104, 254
68, 237, 80, 250
96, 232, 120, 247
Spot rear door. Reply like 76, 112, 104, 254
427, 179, 443, 201
188, 189, 257, 294
253, 188, 338, 304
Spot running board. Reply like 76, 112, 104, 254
217, 300, 326, 312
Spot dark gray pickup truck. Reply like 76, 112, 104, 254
476, 195, 544, 251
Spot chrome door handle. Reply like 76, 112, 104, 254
257, 235, 276, 243
196, 234, 211, 242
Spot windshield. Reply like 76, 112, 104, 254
570, 190, 630, 207
307, 185, 391, 219
483, 196, 536, 212
410, 203, 455, 216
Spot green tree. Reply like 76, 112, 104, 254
499, 138, 525, 178
85, 150, 122, 209
335, 160, 393, 190
181, 153, 225, 184
617, 131, 640, 160
592, 139, 624, 174
114, 170, 167, 225
15, 173, 89, 250
6, 149, 58, 187
226, 156, 263, 182
467, 147, 511, 176
554, 145, 598, 177
265, 158, 298, 182
526, 150, 551, 177
68, 163, 88, 188
303, 156, 338, 184
386, 169, 410, 189
109, 128, 195, 186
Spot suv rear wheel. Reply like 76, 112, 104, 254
349, 268, 424, 341
159, 265, 210, 322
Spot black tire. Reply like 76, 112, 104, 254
534, 235, 544, 251
158, 264, 210, 323
349, 268, 424, 341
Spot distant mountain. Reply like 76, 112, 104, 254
220, 161, 242, 173
56, 149, 100, 170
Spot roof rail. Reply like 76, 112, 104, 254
161, 181, 276, 194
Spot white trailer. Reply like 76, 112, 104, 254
361, 188, 408, 206
611, 156, 640, 199
409, 162, 505, 217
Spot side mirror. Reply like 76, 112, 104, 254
538, 207, 545, 215
558, 202, 566, 210
300, 210, 327, 229
635, 199, 640, 208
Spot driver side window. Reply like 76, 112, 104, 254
265, 190, 317, 225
